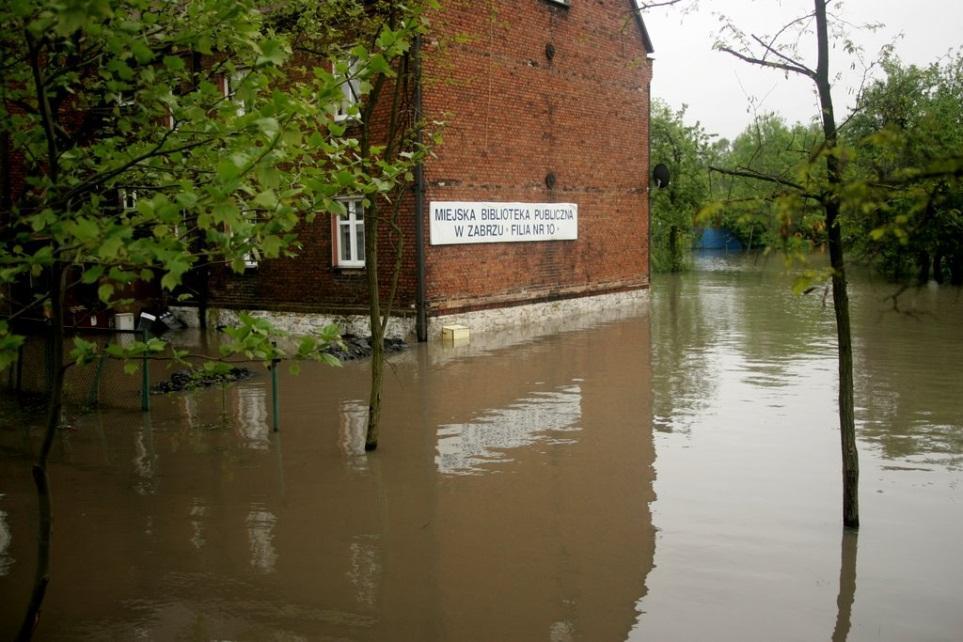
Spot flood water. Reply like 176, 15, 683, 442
1, 253, 962, 641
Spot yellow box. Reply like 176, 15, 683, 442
441, 324, 470, 342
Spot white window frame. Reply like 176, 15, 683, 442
119, 188, 137, 213
335, 57, 361, 122
222, 69, 250, 116
243, 249, 259, 271
335, 198, 365, 268
117, 91, 135, 108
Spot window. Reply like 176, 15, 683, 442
335, 199, 365, 268
222, 69, 250, 116
119, 188, 137, 212
117, 91, 135, 109
243, 249, 259, 271
335, 58, 361, 121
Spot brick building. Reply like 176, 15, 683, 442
204, 0, 655, 340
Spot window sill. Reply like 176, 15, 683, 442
331, 264, 367, 273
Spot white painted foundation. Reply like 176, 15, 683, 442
430, 288, 649, 339
169, 288, 649, 341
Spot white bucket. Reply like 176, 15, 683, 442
114, 312, 135, 331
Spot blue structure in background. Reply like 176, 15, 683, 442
694, 227, 743, 252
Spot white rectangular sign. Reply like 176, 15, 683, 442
430, 201, 578, 245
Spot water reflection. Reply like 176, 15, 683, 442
339, 399, 369, 469
246, 507, 278, 574
635, 253, 963, 641
346, 534, 381, 609
188, 498, 207, 551
133, 414, 158, 496
0, 495, 11, 577
852, 282, 963, 463
832, 530, 858, 642
234, 384, 269, 450
0, 308, 655, 640
435, 383, 582, 475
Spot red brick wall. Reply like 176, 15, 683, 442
211, 0, 652, 318
209, 191, 419, 313
210, 54, 421, 315
421, 0, 652, 314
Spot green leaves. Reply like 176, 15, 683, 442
0, 322, 25, 371
256, 37, 289, 68
1, 0, 438, 374
54, 0, 114, 36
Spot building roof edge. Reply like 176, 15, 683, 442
627, 1, 655, 54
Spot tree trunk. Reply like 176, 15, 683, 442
932, 253, 945, 284
17, 265, 66, 641
917, 251, 931, 283
815, 0, 859, 529
950, 253, 962, 286
365, 200, 384, 451
827, 210, 860, 528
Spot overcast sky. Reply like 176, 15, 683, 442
642, 0, 963, 140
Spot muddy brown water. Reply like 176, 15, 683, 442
1, 253, 961, 641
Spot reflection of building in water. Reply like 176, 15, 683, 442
0, 496, 12, 577
189, 498, 207, 551
423, 316, 655, 642
246, 507, 278, 574
347, 534, 381, 609
435, 384, 582, 475
550, 620, 576, 642
0, 316, 655, 641
179, 393, 200, 430
234, 384, 269, 450
339, 400, 369, 470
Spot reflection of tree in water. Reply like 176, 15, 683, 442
651, 271, 718, 434
851, 284, 963, 463
652, 255, 843, 435
832, 529, 858, 642
658, 253, 963, 462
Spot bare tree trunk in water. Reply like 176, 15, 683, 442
365, 198, 384, 451
17, 265, 66, 641
815, 0, 859, 528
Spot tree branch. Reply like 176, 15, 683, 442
718, 46, 816, 79
709, 164, 821, 200
750, 32, 816, 77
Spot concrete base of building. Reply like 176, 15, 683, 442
429, 288, 649, 339
170, 287, 649, 341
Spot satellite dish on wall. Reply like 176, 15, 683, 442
653, 163, 670, 189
